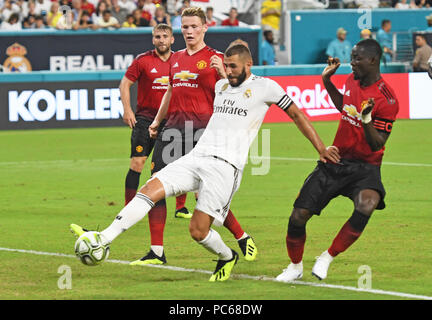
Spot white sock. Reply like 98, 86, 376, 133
151, 245, 164, 257
198, 229, 233, 260
237, 232, 248, 241
101, 193, 154, 243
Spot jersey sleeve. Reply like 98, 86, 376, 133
264, 79, 293, 111
372, 98, 399, 134
125, 57, 141, 83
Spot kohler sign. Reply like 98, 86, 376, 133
1, 80, 136, 129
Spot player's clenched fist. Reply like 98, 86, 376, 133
361, 98, 375, 124
148, 120, 160, 139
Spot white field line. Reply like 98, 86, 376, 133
0, 157, 431, 168
1, 247, 431, 300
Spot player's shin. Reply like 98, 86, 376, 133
286, 216, 307, 264
224, 209, 246, 240
125, 169, 141, 205
101, 193, 155, 243
198, 229, 233, 261
148, 199, 167, 257
175, 194, 187, 210
328, 209, 370, 257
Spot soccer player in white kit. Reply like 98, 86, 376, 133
72, 44, 338, 282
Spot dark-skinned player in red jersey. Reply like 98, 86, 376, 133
276, 39, 400, 282
129, 7, 258, 266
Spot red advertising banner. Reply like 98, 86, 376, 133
264, 73, 410, 123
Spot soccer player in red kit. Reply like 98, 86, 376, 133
277, 39, 399, 282
129, 7, 258, 265
119, 24, 173, 206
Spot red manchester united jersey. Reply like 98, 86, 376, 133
333, 74, 399, 166
167, 46, 224, 130
125, 50, 172, 121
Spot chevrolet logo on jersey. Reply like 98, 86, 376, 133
173, 71, 198, 81
153, 76, 169, 85
343, 104, 361, 121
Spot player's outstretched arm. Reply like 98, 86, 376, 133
149, 84, 172, 139
361, 98, 390, 152
119, 76, 137, 128
286, 103, 340, 163
322, 57, 343, 112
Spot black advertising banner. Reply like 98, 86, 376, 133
0, 80, 136, 130
0, 28, 261, 72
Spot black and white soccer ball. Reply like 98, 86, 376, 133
74, 231, 110, 266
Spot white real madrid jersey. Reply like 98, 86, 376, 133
192, 74, 293, 170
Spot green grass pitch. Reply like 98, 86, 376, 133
0, 119, 431, 300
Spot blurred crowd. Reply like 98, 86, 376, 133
335, 0, 432, 8
0, 0, 210, 30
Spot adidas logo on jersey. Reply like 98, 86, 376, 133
345, 90, 350, 96
151, 68, 157, 73
173, 62, 179, 68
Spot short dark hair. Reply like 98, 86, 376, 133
263, 30, 273, 37
381, 19, 391, 27
416, 34, 426, 41
225, 44, 252, 61
102, 9, 111, 15
356, 39, 383, 61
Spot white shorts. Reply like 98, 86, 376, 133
154, 152, 242, 226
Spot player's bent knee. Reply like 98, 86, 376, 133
130, 157, 147, 172
189, 224, 207, 242
138, 177, 165, 203
290, 208, 313, 226
355, 190, 380, 215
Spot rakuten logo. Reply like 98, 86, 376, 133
8, 89, 124, 122
287, 84, 345, 117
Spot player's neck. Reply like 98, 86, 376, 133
360, 72, 381, 87
156, 50, 172, 62
186, 42, 206, 55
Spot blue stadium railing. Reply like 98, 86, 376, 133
0, 62, 409, 83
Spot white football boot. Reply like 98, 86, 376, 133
312, 250, 334, 280
276, 262, 303, 282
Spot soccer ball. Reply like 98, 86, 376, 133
74, 231, 110, 266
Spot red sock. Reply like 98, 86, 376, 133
328, 221, 362, 257
148, 200, 167, 246
286, 234, 306, 264
223, 209, 245, 240
175, 194, 187, 210
125, 188, 137, 206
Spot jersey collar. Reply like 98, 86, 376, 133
227, 73, 254, 92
